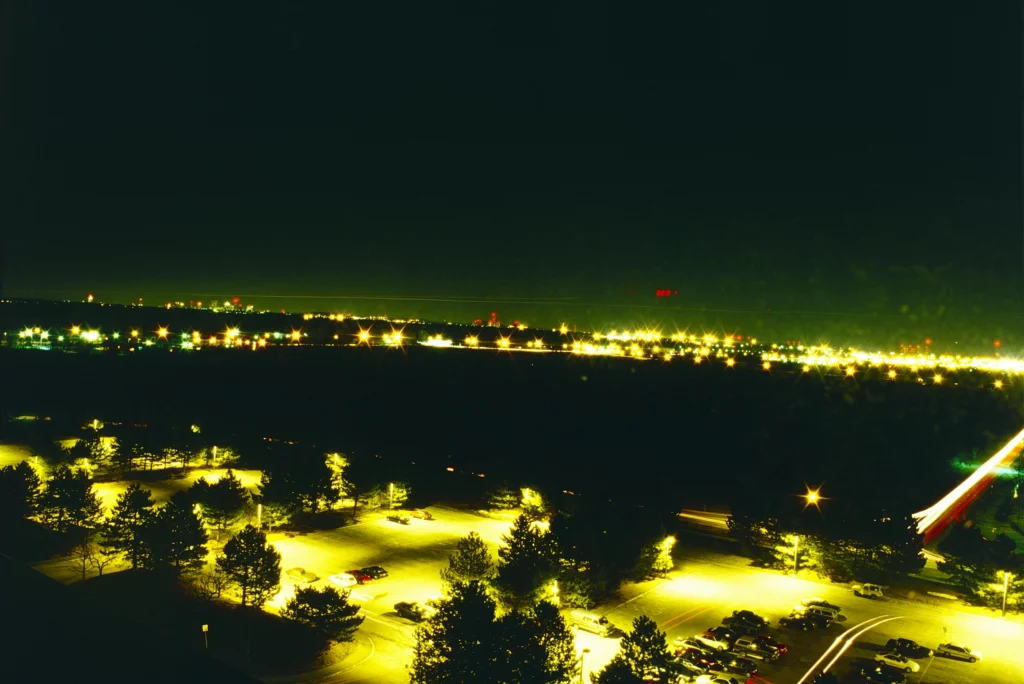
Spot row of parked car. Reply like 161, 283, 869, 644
672, 609, 785, 681
328, 564, 389, 588
858, 637, 982, 683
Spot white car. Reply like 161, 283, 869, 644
696, 676, 742, 684
693, 632, 730, 651
801, 597, 842, 613
853, 583, 884, 598
937, 643, 982, 662
328, 572, 358, 588
674, 637, 715, 655
875, 652, 920, 672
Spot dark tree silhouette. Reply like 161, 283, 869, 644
441, 531, 493, 590
493, 514, 559, 611
105, 482, 156, 568
0, 461, 42, 520
282, 585, 364, 642
217, 524, 281, 608
40, 464, 104, 534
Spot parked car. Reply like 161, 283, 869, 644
675, 657, 707, 677
720, 615, 759, 635
410, 509, 433, 520
285, 567, 317, 583
696, 676, 743, 684
936, 643, 982, 662
779, 614, 817, 631
346, 569, 373, 584
803, 612, 834, 629
874, 652, 920, 673
752, 635, 788, 655
681, 649, 716, 670
885, 638, 933, 659
328, 572, 358, 588
853, 583, 884, 598
693, 631, 731, 651
860, 665, 908, 684
801, 598, 842, 613
796, 604, 840, 621
387, 514, 411, 525
732, 636, 780, 661
361, 565, 389, 579
730, 610, 770, 629
707, 626, 739, 643
674, 637, 715, 656
710, 653, 757, 677
394, 601, 434, 622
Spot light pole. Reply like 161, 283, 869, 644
1002, 571, 1012, 617
793, 535, 800, 574
202, 624, 209, 649
580, 648, 590, 684
257, 502, 263, 528
388, 482, 394, 511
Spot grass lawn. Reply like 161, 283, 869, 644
77, 569, 331, 676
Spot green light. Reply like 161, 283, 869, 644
112, 332, 120, 339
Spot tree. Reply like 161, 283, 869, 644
39, 464, 104, 534
192, 564, 232, 601
0, 461, 42, 520
772, 533, 821, 574
283, 585, 364, 642
493, 514, 560, 611
591, 657, 644, 684
634, 536, 675, 580
531, 601, 580, 683
410, 580, 503, 683
359, 482, 410, 511
28, 437, 68, 464
217, 524, 282, 608
105, 482, 155, 568
616, 615, 674, 682
441, 531, 493, 590
260, 451, 344, 521
488, 485, 520, 510
110, 439, 139, 474
195, 471, 249, 539
68, 437, 98, 465
140, 497, 208, 575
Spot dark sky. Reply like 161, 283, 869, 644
4, 3, 1020, 349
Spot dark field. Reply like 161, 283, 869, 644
0, 346, 1020, 519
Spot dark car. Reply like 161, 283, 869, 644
804, 612, 834, 629
860, 665, 908, 684
707, 626, 740, 643
711, 653, 757, 677
753, 635, 788, 655
885, 638, 933, 659
779, 614, 817, 631
681, 649, 716, 670
721, 615, 759, 635
731, 610, 769, 629
346, 569, 373, 584
394, 602, 433, 622
361, 565, 389, 579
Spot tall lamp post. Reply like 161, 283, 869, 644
388, 482, 395, 512
793, 535, 800, 574
580, 648, 591, 684
1002, 571, 1012, 617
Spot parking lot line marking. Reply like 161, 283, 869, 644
659, 605, 713, 631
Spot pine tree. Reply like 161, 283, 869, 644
410, 580, 503, 684
196, 470, 249, 539
40, 464, 104, 534
105, 482, 155, 568
532, 601, 581, 683
0, 461, 42, 520
282, 586, 364, 641
591, 657, 644, 684
217, 524, 281, 608
140, 497, 208, 575
617, 615, 673, 682
494, 514, 560, 611
488, 485, 520, 510
441, 531, 493, 590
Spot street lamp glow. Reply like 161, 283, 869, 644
157, 327, 169, 339
994, 379, 1004, 389
358, 329, 371, 343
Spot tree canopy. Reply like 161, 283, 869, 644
441, 531, 493, 590
283, 585, 364, 642
40, 464, 104, 534
217, 524, 282, 608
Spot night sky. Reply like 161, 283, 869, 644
5, 3, 1020, 350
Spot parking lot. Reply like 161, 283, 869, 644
601, 549, 1024, 684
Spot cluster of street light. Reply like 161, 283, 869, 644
10, 322, 1019, 389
